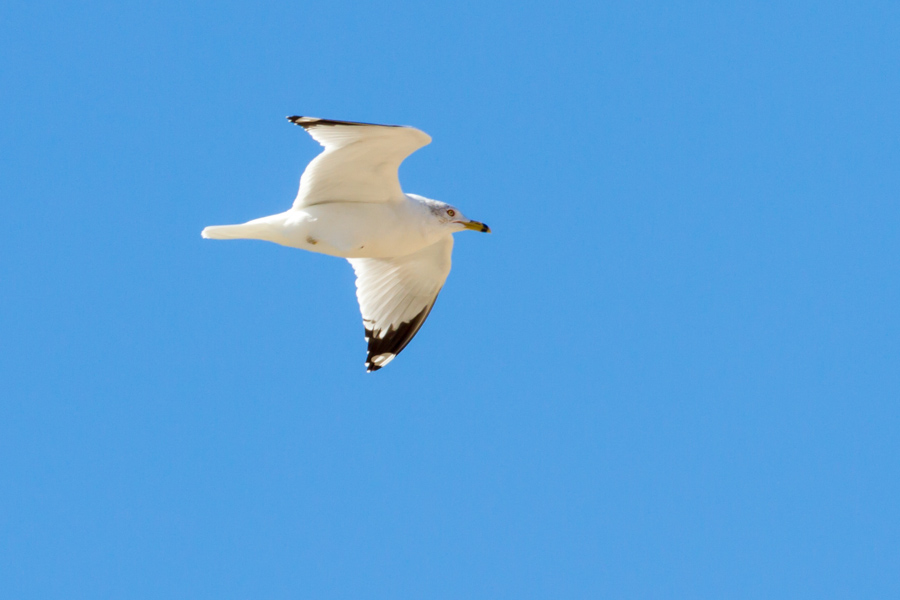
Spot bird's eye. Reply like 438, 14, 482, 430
447, 209, 456, 217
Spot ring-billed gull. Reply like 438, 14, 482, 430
202, 116, 491, 372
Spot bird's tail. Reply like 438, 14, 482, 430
201, 213, 289, 243
201, 224, 252, 240
201, 217, 279, 241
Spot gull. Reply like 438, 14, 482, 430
202, 116, 491, 372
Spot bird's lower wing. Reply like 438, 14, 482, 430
347, 236, 454, 372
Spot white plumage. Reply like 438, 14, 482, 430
290, 116, 431, 207
202, 117, 490, 371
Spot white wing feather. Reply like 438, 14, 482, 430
348, 236, 453, 371
287, 116, 431, 207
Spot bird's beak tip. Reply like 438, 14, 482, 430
462, 220, 491, 233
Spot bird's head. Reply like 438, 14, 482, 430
430, 200, 491, 234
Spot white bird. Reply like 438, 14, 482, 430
202, 116, 491, 372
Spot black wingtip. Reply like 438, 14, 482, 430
286, 115, 400, 129
360, 300, 439, 373
287, 115, 316, 128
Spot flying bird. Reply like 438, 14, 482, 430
202, 116, 491, 372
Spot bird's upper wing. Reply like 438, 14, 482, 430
287, 116, 432, 208
347, 236, 453, 372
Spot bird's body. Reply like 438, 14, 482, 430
203, 193, 446, 259
202, 117, 490, 372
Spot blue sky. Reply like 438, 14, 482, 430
2, 1, 899, 598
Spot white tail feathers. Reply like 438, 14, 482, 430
201, 219, 279, 241
201, 214, 289, 244
201, 224, 249, 240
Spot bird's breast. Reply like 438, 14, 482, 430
285, 202, 437, 259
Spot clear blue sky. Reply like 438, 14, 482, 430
2, 1, 898, 598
